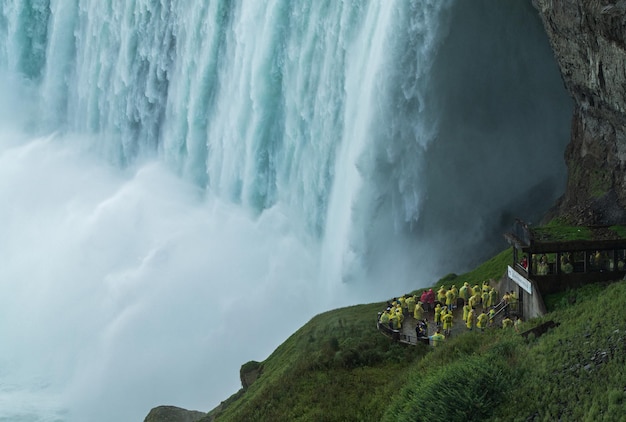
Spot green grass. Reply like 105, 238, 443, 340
384, 279, 626, 422
531, 225, 593, 242
383, 331, 523, 422
529, 221, 626, 243
609, 225, 626, 238
496, 280, 626, 421
425, 248, 512, 293
205, 302, 428, 422
454, 248, 512, 286
207, 249, 626, 422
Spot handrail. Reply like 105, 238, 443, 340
377, 315, 430, 346
376, 320, 401, 341
491, 300, 509, 320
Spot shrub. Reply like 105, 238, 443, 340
383, 354, 515, 422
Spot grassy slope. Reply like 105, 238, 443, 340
205, 301, 429, 421
498, 281, 626, 421
206, 246, 626, 421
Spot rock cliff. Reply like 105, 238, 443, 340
143, 405, 206, 422
534, 0, 626, 224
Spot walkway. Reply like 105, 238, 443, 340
379, 300, 512, 346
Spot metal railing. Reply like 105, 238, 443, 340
376, 314, 431, 346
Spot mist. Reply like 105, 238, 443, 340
0, 129, 343, 421
0, 77, 340, 420
0, 77, 394, 422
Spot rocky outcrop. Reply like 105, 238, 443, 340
240, 360, 262, 390
534, 0, 626, 224
144, 361, 262, 422
144, 405, 206, 422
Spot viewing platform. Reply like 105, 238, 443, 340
376, 220, 626, 345
503, 219, 626, 318
376, 298, 513, 346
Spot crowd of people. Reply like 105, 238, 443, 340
526, 251, 626, 276
377, 281, 523, 347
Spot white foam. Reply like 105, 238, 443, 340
0, 130, 359, 421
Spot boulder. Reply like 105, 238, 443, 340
144, 405, 206, 422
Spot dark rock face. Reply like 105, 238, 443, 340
144, 405, 206, 422
534, 0, 626, 224
240, 360, 262, 390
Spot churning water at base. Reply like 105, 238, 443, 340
0, 1, 572, 421
0, 130, 329, 421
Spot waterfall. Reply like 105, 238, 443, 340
0, 1, 572, 421
320, 1, 452, 283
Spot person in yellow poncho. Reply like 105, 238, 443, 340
445, 288, 455, 311
437, 286, 447, 304
450, 284, 459, 308
466, 308, 475, 331
489, 288, 498, 308
502, 317, 513, 329
466, 283, 474, 299
509, 291, 519, 313
477, 311, 489, 332
459, 282, 469, 305
390, 312, 401, 330
468, 293, 480, 309
481, 290, 489, 311
429, 328, 445, 347
395, 306, 404, 327
488, 307, 496, 327
398, 296, 407, 315
413, 301, 424, 320
406, 295, 416, 315
482, 280, 490, 293
502, 291, 511, 316
434, 303, 442, 327
462, 303, 470, 322
379, 309, 390, 326
442, 308, 454, 336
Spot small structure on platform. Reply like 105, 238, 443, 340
503, 219, 626, 319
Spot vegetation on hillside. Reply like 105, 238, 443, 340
499, 281, 626, 421
530, 219, 626, 242
206, 247, 626, 421
205, 303, 428, 421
